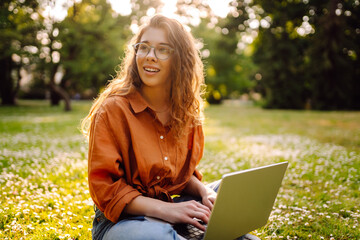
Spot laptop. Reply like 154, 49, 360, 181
146, 162, 288, 240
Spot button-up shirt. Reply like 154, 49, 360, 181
88, 90, 204, 223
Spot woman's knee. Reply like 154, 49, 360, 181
141, 221, 178, 240
103, 218, 179, 240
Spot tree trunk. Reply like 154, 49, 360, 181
49, 63, 72, 111
49, 82, 72, 111
0, 56, 16, 105
50, 89, 62, 105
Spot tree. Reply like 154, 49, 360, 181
32, 0, 73, 111
252, 0, 360, 109
56, 0, 132, 101
307, 0, 360, 110
208, 2, 258, 102
180, 1, 257, 103
0, 0, 43, 105
251, 0, 310, 109
129, 0, 163, 24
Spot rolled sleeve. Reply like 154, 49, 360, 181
193, 168, 203, 181
88, 113, 141, 223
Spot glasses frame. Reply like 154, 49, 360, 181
132, 43, 174, 60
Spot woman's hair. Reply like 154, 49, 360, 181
81, 15, 205, 139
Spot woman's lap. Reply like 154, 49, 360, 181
103, 216, 180, 240
92, 181, 221, 240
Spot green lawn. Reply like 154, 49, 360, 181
0, 100, 359, 239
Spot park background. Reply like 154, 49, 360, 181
0, 0, 359, 239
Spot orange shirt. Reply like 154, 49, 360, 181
88, 90, 204, 223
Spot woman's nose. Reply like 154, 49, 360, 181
146, 48, 157, 61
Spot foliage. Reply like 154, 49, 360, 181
252, 24, 309, 109
252, 0, 360, 110
0, 0, 43, 105
191, 15, 257, 103
56, 0, 132, 98
0, 101, 359, 239
306, 0, 360, 110
2, 0, 360, 110
129, 0, 163, 24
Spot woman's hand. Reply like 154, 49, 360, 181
201, 186, 217, 211
183, 175, 218, 211
125, 175, 218, 231
157, 200, 211, 231
124, 195, 210, 231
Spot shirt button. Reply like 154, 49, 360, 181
156, 176, 160, 180
160, 135, 164, 139
164, 157, 168, 161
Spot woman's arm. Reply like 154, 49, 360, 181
88, 111, 142, 223
124, 195, 210, 231
182, 175, 217, 211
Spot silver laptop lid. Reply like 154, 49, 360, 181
204, 162, 288, 240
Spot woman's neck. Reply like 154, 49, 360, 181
140, 86, 171, 112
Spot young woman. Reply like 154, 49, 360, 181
82, 15, 258, 240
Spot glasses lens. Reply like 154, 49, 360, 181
136, 43, 150, 56
156, 46, 172, 60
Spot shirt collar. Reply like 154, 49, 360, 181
127, 89, 149, 114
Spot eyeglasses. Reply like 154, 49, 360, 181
133, 43, 174, 60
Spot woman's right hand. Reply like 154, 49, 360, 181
124, 196, 211, 231
157, 200, 211, 231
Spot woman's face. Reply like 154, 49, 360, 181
136, 27, 172, 91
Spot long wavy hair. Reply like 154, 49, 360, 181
81, 15, 205, 139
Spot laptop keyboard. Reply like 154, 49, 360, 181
174, 223, 206, 240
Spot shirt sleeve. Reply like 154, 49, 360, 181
88, 112, 142, 223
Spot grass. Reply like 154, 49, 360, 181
0, 100, 359, 239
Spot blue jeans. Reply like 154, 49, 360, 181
92, 181, 222, 240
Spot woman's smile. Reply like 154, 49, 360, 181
143, 65, 160, 73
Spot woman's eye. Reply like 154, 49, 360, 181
139, 45, 148, 51
158, 47, 169, 53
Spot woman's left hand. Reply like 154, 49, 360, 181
183, 175, 218, 211
201, 186, 217, 211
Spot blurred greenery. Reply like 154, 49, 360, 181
252, 0, 360, 110
1, 0, 359, 110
